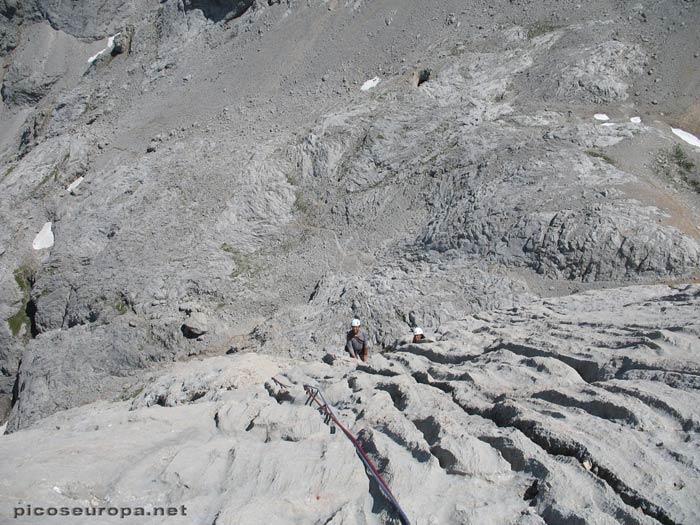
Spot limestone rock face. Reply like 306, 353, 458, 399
0, 0, 699, 522
2, 1, 698, 430
1, 285, 699, 524
0, 23, 83, 106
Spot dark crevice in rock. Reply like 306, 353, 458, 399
60, 287, 75, 330
189, 390, 206, 402
10, 359, 21, 408
523, 479, 540, 501
356, 363, 400, 377
180, 324, 201, 339
320, 509, 340, 525
598, 384, 699, 432
25, 299, 38, 338
411, 372, 453, 394
531, 390, 641, 427
0, 1, 18, 18
376, 424, 431, 464
417, 69, 431, 87
646, 287, 700, 304
244, 413, 259, 432
399, 344, 478, 365
477, 403, 677, 525
184, 0, 255, 23
411, 371, 677, 525
614, 357, 700, 389
424, 366, 475, 383
487, 342, 603, 383
428, 445, 460, 473
592, 464, 678, 525
478, 434, 549, 478
375, 382, 409, 411
412, 416, 440, 446
355, 429, 407, 525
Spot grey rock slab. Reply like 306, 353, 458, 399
1, 22, 95, 107
131, 353, 289, 408
5, 322, 163, 432
2, 283, 699, 523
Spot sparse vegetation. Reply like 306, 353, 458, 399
285, 172, 298, 186
35, 170, 55, 189
0, 164, 16, 182
672, 144, 695, 173
655, 145, 700, 194
8, 262, 39, 338
114, 300, 129, 315
33, 152, 70, 194
7, 307, 30, 337
293, 190, 313, 216
279, 235, 300, 254
586, 150, 615, 165
527, 21, 558, 39
14, 265, 34, 293
221, 242, 236, 255
221, 243, 262, 278
119, 385, 144, 401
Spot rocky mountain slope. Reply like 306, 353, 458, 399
0, 0, 699, 523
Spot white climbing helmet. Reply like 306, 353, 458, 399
413, 326, 424, 335
351, 318, 361, 327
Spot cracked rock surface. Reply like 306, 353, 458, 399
0, 0, 699, 523
1, 284, 699, 524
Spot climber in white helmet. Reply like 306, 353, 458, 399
409, 326, 435, 344
346, 318, 370, 361
412, 326, 425, 343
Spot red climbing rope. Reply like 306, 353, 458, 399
303, 384, 411, 525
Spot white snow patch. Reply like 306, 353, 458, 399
88, 33, 121, 64
630, 116, 641, 124
32, 222, 54, 250
601, 123, 615, 127
66, 176, 84, 193
360, 77, 381, 91
52, 486, 63, 495
672, 128, 700, 149
0, 422, 6, 435
594, 113, 610, 121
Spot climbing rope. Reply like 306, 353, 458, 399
303, 384, 411, 525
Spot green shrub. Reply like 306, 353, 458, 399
7, 307, 30, 337
14, 266, 34, 293
586, 150, 615, 165
672, 144, 695, 173
8, 263, 38, 337
114, 301, 129, 314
